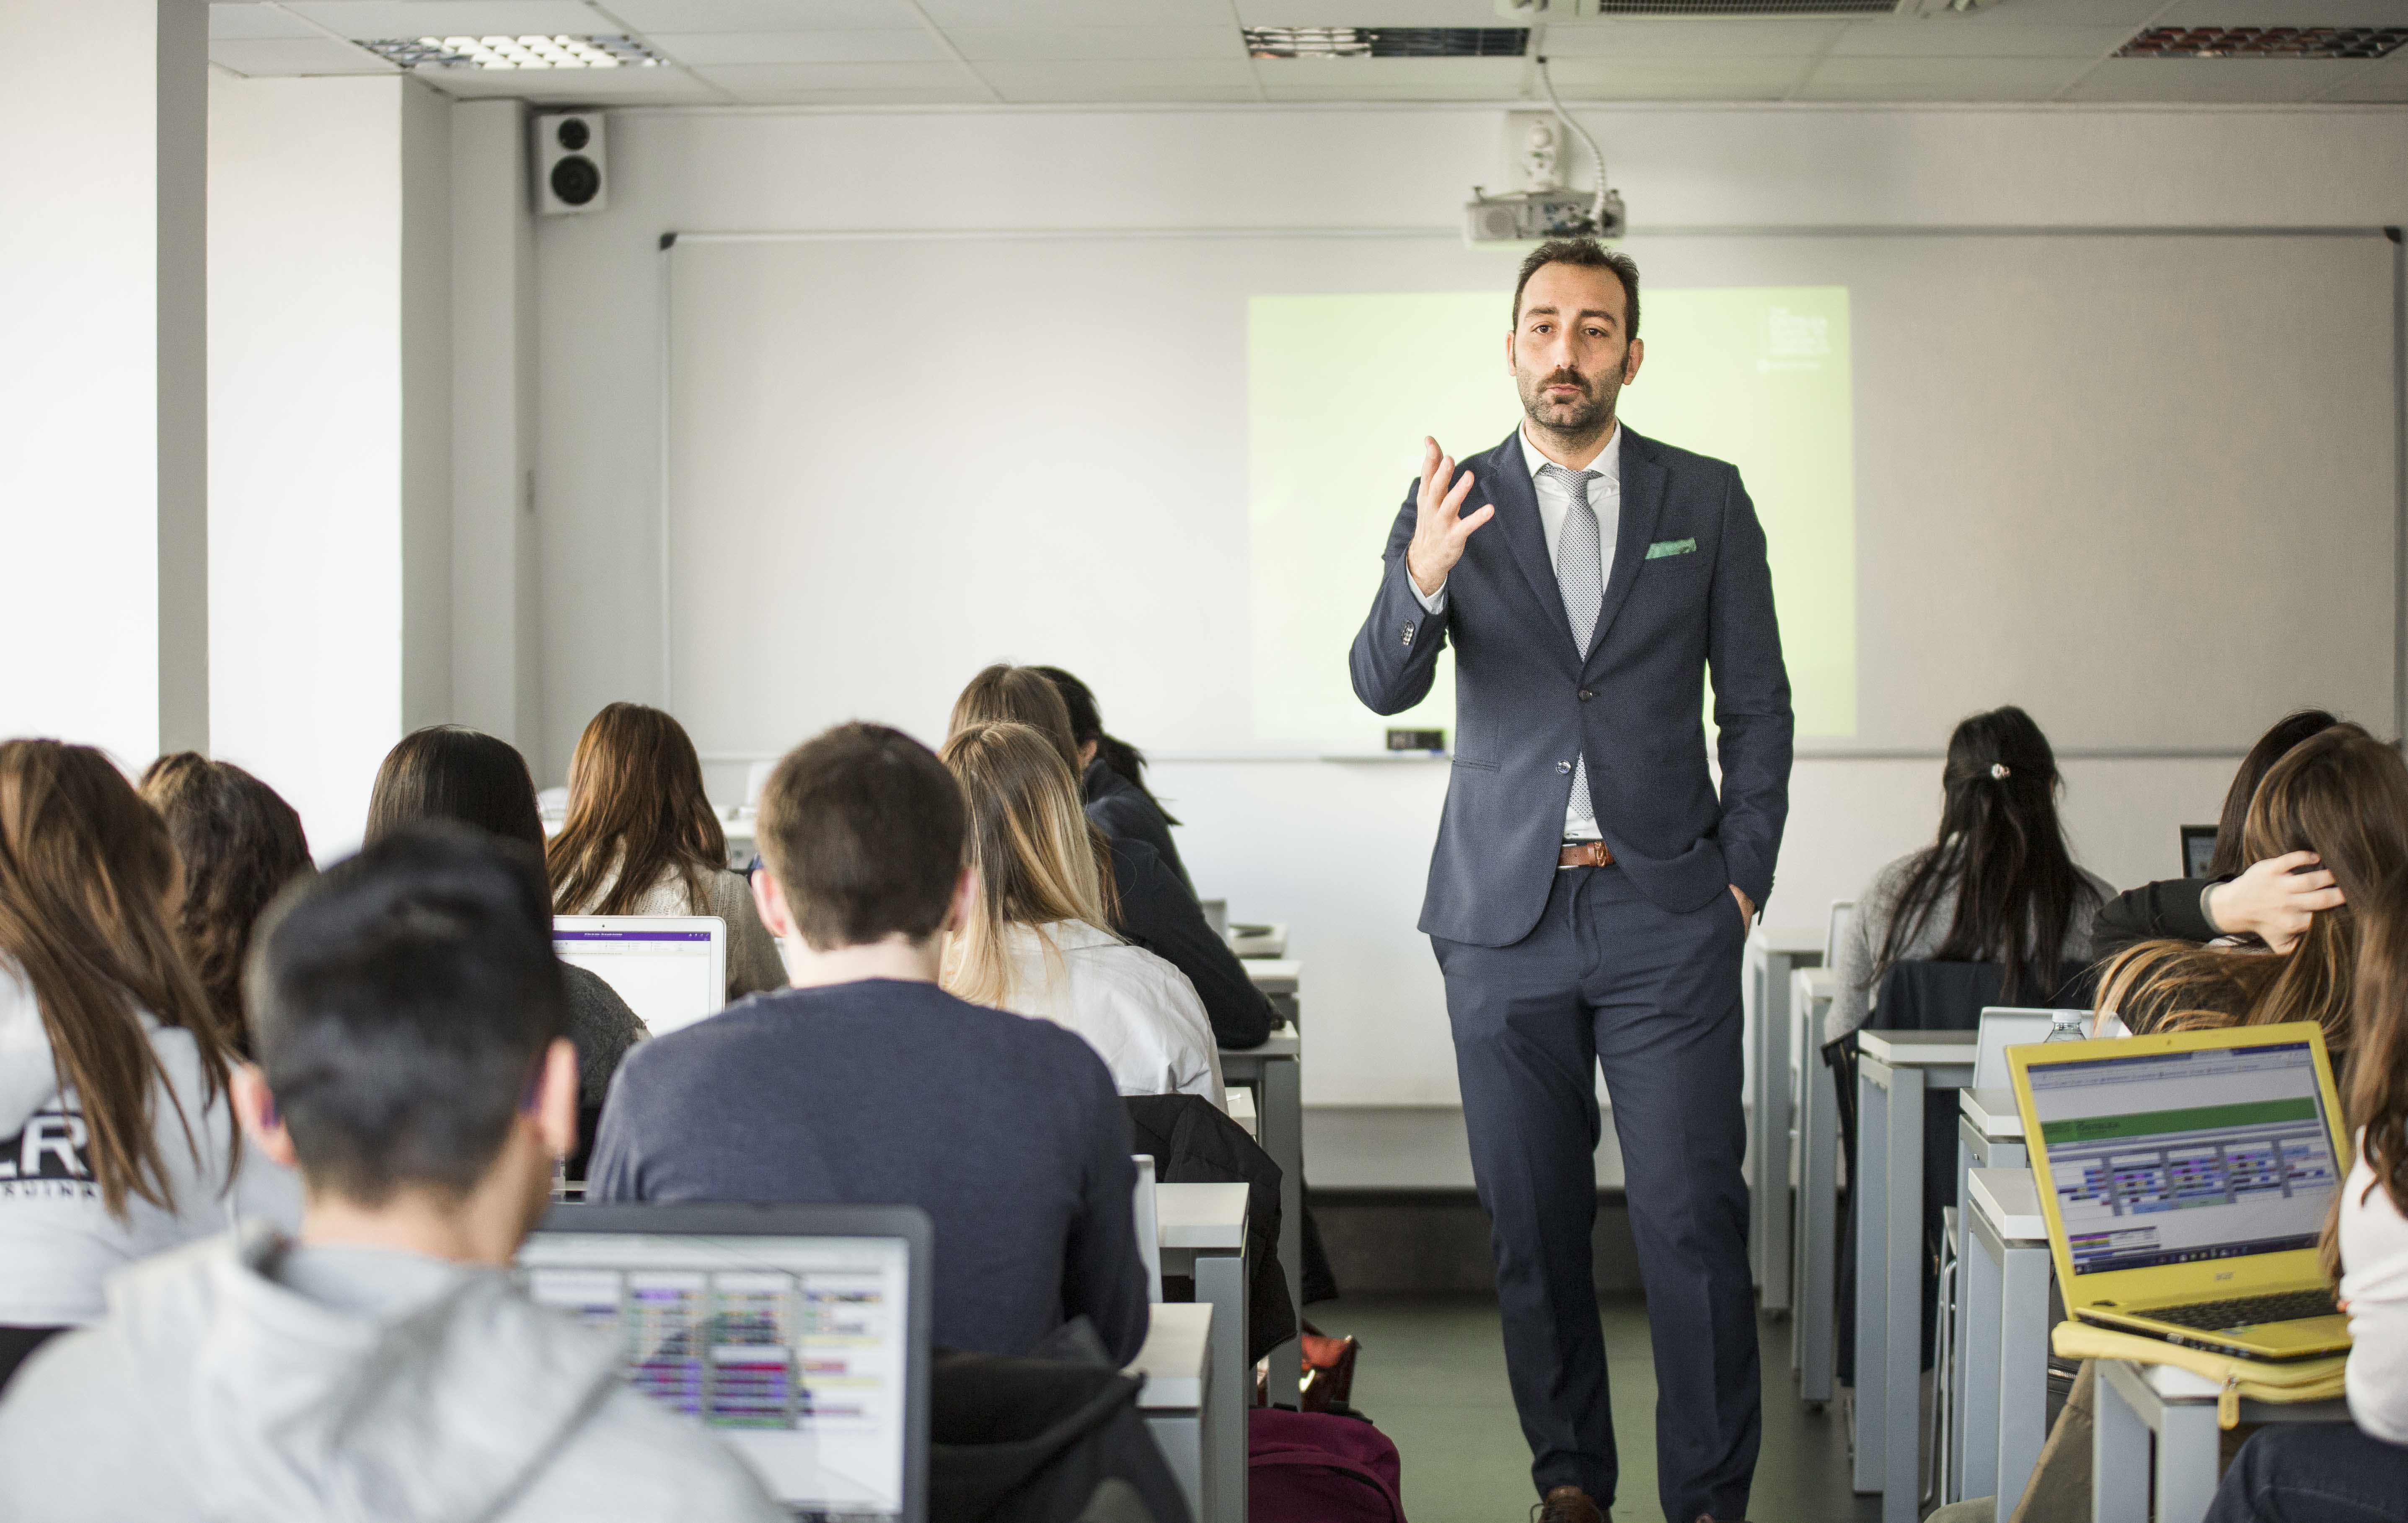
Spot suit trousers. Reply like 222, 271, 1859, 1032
1434, 864, 1759, 1523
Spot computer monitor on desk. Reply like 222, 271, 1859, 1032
554, 915, 726, 1037
520, 1202, 932, 1523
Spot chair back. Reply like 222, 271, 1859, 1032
1131, 1153, 1163, 1303
1825, 899, 1855, 966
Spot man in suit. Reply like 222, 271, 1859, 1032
1349, 238, 1792, 1523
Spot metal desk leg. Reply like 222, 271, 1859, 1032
1997, 1237, 2052, 1519
1958, 1208, 2003, 1504
1949, 1134, 1973, 1497
1759, 954, 1796, 1312
1261, 1053, 1303, 1409
1144, 1410, 1205, 1523
1193, 1251, 1249, 1523
1880, 1064, 1924, 1523
2092, 1363, 2151, 1523
2155, 1392, 2224, 1523
1796, 1040, 1839, 1402
1854, 1059, 1890, 1494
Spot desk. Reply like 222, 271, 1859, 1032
1790, 966, 1842, 1402
1157, 1182, 1249, 1523
1856, 1028, 1976, 1520
1129, 1301, 1213, 1523
1244, 958, 1301, 1029
1958, 1167, 2050, 1518
1949, 1087, 2029, 1503
1226, 1086, 1258, 1141
1220, 1026, 1303, 1409
1746, 926, 1824, 1311
2093, 1359, 2351, 1523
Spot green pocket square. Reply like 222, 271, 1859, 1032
1645, 538, 1698, 560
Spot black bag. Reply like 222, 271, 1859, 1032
929, 1322, 1192, 1523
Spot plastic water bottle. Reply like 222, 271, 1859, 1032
2044, 1009, 2088, 1043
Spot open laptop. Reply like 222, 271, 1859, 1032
2009, 1023, 2351, 1361
519, 1202, 933, 1523
1971, 1007, 2076, 1090
555, 915, 727, 1037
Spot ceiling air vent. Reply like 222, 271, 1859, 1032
1244, 27, 1531, 59
2116, 26, 2408, 60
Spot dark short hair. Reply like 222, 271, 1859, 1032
1512, 238, 1640, 341
248, 822, 566, 1204
758, 724, 965, 953
364, 726, 546, 854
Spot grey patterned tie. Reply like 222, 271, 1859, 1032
1543, 463, 1603, 827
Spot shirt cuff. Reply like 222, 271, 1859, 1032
2199, 879, 2222, 935
1411, 576, 1447, 615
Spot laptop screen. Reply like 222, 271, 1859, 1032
2025, 1039, 2343, 1277
518, 1230, 914, 1519
555, 921, 723, 1037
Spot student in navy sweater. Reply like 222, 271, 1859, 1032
589, 722, 1150, 1365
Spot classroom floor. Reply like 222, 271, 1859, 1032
1309, 1294, 1878, 1523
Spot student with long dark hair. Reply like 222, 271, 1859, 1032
137, 753, 313, 1056
365, 727, 646, 1107
1033, 666, 1195, 895
547, 703, 782, 1000
2090, 709, 2346, 961
1829, 706, 2111, 1035
0, 741, 297, 1391
951, 664, 1272, 1048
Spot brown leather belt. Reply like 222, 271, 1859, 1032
1557, 841, 1614, 869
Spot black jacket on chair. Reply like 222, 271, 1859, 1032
1123, 1094, 1298, 1362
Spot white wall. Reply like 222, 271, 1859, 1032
0, 0, 208, 764
207, 73, 455, 857
525, 105, 2408, 1163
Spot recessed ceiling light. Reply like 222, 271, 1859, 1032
1243, 27, 1530, 59
2116, 26, 2407, 60
358, 34, 667, 71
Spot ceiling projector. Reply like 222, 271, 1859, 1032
1465, 57, 1625, 250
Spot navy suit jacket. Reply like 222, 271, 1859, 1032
1350, 425, 1793, 947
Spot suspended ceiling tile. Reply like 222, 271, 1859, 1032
1934, 0, 2163, 20
1540, 54, 1811, 100
209, 4, 325, 41
207, 36, 396, 74
1826, 21, 2134, 59
1259, 76, 1519, 101
646, 29, 948, 64
1535, 20, 1843, 58
1797, 54, 2093, 101
688, 59, 981, 92
605, 0, 918, 30
2317, 52, 2408, 102
418, 63, 728, 99
944, 25, 1246, 61
281, 1, 612, 37
1233, 0, 1511, 23
2061, 58, 2375, 103
710, 84, 995, 104
988, 78, 1262, 103
917, 0, 1235, 26
1245, 54, 1525, 92
972, 57, 1259, 91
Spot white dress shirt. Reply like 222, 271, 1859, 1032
996, 920, 1226, 1108
1413, 423, 1622, 842
2341, 1130, 2408, 1444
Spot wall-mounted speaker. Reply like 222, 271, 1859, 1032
533, 112, 606, 216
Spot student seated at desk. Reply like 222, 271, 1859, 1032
2202, 871, 2408, 1523
1035, 665, 1196, 897
137, 753, 314, 1058
0, 825, 784, 1522
941, 721, 1224, 1107
951, 663, 1274, 1049
589, 723, 1150, 1366
0, 741, 299, 1395
1830, 706, 2111, 1037
365, 726, 647, 1112
2092, 709, 2346, 963
548, 702, 783, 1001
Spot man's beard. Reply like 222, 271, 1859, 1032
1519, 366, 1618, 439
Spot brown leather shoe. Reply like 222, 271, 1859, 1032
1532, 1486, 1604, 1523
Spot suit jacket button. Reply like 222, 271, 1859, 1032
1578, 689, 1593, 701
1556, 760, 1572, 775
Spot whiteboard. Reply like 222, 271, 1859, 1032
661, 228, 2397, 758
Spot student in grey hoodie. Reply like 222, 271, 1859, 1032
0, 823, 782, 1523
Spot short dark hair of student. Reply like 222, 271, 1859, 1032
247, 822, 566, 1205
364, 726, 546, 855
139, 753, 313, 1054
757, 724, 966, 953
2210, 709, 2342, 879
1512, 238, 1640, 341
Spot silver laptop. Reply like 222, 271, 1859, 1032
520, 1202, 934, 1523
554, 915, 727, 1037
1972, 1007, 2081, 1089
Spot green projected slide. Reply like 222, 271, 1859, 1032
1248, 287, 1856, 750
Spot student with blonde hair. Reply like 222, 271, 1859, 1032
940, 721, 1223, 1105
548, 702, 783, 1000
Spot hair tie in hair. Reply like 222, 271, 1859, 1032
1989, 763, 2010, 780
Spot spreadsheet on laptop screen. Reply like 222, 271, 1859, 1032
2027, 1042, 2341, 1277
555, 926, 721, 1036
518, 1232, 911, 1522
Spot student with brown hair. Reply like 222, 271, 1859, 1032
2095, 724, 2408, 1061
547, 702, 782, 1000
136, 752, 313, 1055
941, 721, 1222, 1104
0, 740, 297, 1390
1032, 665, 1195, 895
951, 663, 1273, 1048
590, 723, 1149, 1365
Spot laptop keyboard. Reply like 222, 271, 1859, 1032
2146, 1289, 2339, 1332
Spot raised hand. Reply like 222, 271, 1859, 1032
2205, 850, 2344, 954
1405, 437, 1497, 597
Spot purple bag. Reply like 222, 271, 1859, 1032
1247, 1408, 1407, 1523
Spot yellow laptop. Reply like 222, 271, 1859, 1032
2008, 1022, 2351, 1362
